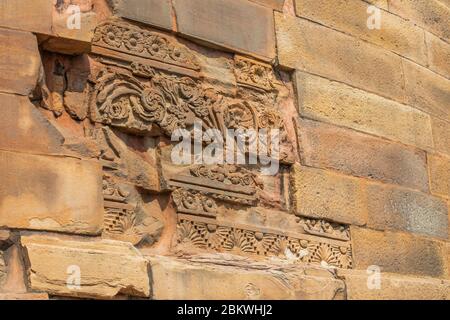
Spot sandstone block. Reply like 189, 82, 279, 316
109, 0, 173, 31
173, 0, 276, 60
351, 227, 448, 278
364, 0, 388, 9
0, 151, 103, 235
275, 13, 405, 102
0, 93, 64, 154
148, 255, 344, 300
403, 60, 450, 120
250, 0, 285, 10
0, 0, 52, 34
298, 119, 429, 191
389, 0, 450, 42
294, 0, 427, 64
426, 32, 450, 80
432, 118, 450, 156
0, 293, 49, 300
0, 28, 41, 96
21, 235, 150, 299
338, 269, 449, 300
290, 164, 367, 225
366, 183, 448, 239
428, 154, 450, 200
294, 71, 433, 150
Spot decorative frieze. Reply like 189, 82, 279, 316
234, 55, 277, 91
176, 215, 353, 269
93, 20, 200, 71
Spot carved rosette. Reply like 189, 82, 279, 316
93, 21, 200, 71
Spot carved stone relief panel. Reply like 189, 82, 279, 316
36, 18, 352, 269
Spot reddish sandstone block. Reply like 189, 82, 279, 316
298, 119, 429, 192
0, 151, 103, 235
0, 0, 52, 34
110, 0, 173, 31
0, 93, 64, 154
426, 32, 450, 80
173, 0, 276, 60
351, 227, 448, 278
366, 183, 448, 239
290, 164, 367, 226
0, 28, 41, 96
428, 154, 450, 200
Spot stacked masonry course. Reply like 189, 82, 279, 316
0, 0, 449, 300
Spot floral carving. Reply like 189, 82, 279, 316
172, 188, 218, 218
234, 56, 277, 91
93, 21, 200, 70
190, 165, 261, 189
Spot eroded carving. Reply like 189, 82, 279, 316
176, 216, 352, 269
93, 20, 200, 71
234, 56, 277, 91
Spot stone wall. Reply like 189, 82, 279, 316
0, 0, 449, 300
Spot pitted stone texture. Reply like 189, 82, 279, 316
294, 0, 427, 65
432, 118, 450, 157
351, 227, 449, 279
389, 0, 450, 42
366, 183, 448, 239
0, 0, 52, 34
294, 71, 433, 150
338, 269, 450, 300
0, 93, 64, 154
428, 154, 450, 200
291, 164, 367, 226
0, 29, 41, 96
298, 119, 430, 192
110, 0, 173, 31
426, 32, 450, 80
275, 13, 405, 103
0, 151, 103, 235
403, 60, 450, 120
173, 0, 276, 60
148, 255, 345, 300
21, 235, 150, 299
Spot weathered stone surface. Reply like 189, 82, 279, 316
0, 151, 103, 235
298, 119, 429, 191
0, 293, 49, 300
0, 244, 28, 293
43, 10, 98, 55
291, 164, 367, 225
364, 0, 388, 9
0, 0, 52, 34
403, 60, 450, 120
0, 28, 41, 96
366, 183, 448, 239
294, 0, 427, 64
110, 0, 173, 31
351, 227, 448, 278
250, 0, 285, 10
0, 93, 64, 154
338, 269, 449, 300
275, 13, 406, 102
148, 255, 345, 300
389, 0, 450, 42
426, 32, 450, 80
294, 71, 433, 150
428, 154, 450, 200
21, 235, 150, 299
173, 0, 276, 60
432, 118, 450, 156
